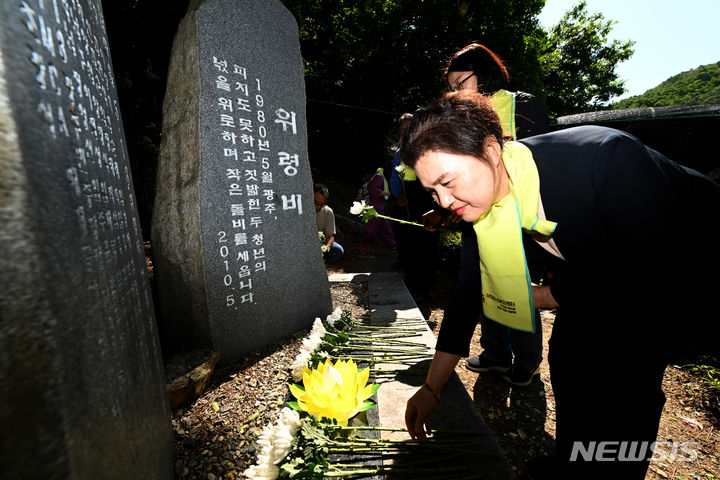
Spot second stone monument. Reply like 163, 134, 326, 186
152, 0, 332, 364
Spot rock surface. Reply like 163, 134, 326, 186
167, 350, 221, 409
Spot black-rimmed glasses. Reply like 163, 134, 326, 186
448, 72, 476, 92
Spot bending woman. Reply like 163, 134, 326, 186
401, 91, 719, 479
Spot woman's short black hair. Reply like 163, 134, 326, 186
400, 91, 504, 169
444, 42, 510, 94
313, 183, 329, 196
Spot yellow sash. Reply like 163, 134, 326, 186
472, 142, 556, 332
399, 161, 417, 181
490, 90, 516, 140
376, 167, 389, 200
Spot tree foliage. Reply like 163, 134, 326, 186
612, 62, 720, 109
279, 0, 550, 176
280, 0, 547, 114
538, 1, 634, 116
280, 0, 636, 121
273, 0, 639, 173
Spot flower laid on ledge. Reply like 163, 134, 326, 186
349, 200, 424, 228
288, 358, 379, 426
290, 318, 328, 382
243, 309, 479, 479
242, 407, 301, 479
246, 415, 497, 479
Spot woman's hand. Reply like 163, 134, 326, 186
404, 351, 460, 440
421, 209, 462, 231
405, 385, 438, 441
532, 285, 559, 308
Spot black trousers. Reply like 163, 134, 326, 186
548, 304, 669, 479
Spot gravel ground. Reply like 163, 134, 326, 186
171, 269, 719, 480
171, 281, 369, 480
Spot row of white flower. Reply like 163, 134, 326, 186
243, 307, 343, 479
290, 307, 342, 382
242, 407, 301, 479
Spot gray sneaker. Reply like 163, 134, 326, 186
465, 355, 511, 373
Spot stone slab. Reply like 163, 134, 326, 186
0, 1, 173, 477
152, 0, 331, 364
366, 272, 515, 479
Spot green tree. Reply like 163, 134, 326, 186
281, 0, 546, 113
279, 0, 547, 175
612, 61, 720, 109
538, 1, 634, 116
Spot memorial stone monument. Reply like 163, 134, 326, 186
152, 0, 333, 364
0, 1, 173, 478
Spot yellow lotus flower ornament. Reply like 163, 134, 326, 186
288, 359, 379, 425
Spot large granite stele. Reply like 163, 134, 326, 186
0, 1, 173, 478
152, 0, 332, 365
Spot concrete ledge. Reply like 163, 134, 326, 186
333, 272, 514, 479
328, 273, 370, 282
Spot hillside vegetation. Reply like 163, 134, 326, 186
612, 61, 720, 109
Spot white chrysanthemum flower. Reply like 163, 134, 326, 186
281, 408, 301, 430
326, 307, 342, 326
395, 164, 405, 173
256, 434, 272, 451
272, 431, 294, 461
301, 335, 316, 351
291, 356, 309, 381
243, 465, 258, 479
243, 409, 301, 479
311, 318, 327, 337
349, 200, 366, 215
290, 350, 311, 382
243, 460, 279, 480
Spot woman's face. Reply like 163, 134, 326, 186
447, 70, 478, 92
414, 142, 508, 222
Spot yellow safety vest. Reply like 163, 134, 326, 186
376, 167, 389, 200
490, 89, 517, 141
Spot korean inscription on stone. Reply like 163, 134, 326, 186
197, 0, 331, 359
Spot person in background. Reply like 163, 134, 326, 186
445, 42, 549, 139
402, 91, 719, 479
314, 183, 343, 264
389, 113, 441, 292
440, 42, 550, 385
358, 167, 396, 258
